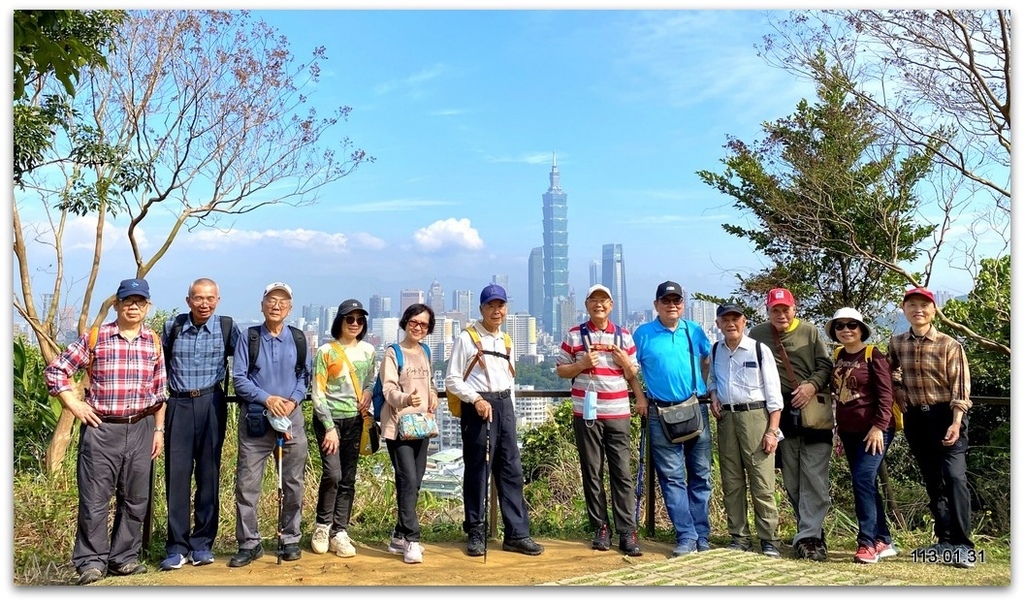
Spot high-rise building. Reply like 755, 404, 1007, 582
602, 243, 628, 327
503, 313, 538, 360
400, 289, 424, 315
541, 153, 569, 335
369, 294, 391, 320
302, 304, 324, 335
491, 273, 509, 291
427, 279, 446, 313
589, 259, 601, 288
451, 289, 473, 324
371, 317, 402, 347
528, 247, 543, 320
491, 273, 512, 313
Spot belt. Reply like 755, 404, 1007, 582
479, 389, 512, 399
649, 396, 706, 406
99, 402, 164, 425
721, 401, 766, 412
908, 404, 934, 413
169, 385, 219, 399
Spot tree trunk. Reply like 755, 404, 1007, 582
44, 380, 83, 473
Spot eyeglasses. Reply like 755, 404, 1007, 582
407, 319, 430, 331
121, 298, 149, 309
659, 297, 684, 306
587, 298, 611, 306
189, 295, 217, 304
264, 298, 290, 308
834, 321, 861, 331
344, 315, 366, 326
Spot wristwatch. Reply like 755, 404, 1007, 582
765, 428, 782, 438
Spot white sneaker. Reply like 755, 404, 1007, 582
388, 534, 425, 555
403, 539, 423, 564
311, 523, 331, 554
329, 530, 356, 558
388, 534, 406, 555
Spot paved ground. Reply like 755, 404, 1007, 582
542, 547, 910, 586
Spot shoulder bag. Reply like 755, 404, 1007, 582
773, 326, 834, 431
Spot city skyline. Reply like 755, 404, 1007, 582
12, 10, 998, 329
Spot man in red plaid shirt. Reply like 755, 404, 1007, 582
45, 278, 168, 585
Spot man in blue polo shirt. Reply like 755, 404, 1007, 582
160, 277, 241, 570
632, 280, 713, 556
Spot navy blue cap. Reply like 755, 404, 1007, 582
480, 284, 507, 305
116, 278, 150, 300
716, 303, 744, 318
655, 280, 682, 299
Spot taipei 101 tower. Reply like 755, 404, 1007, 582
541, 153, 569, 335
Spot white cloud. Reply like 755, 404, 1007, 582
412, 218, 484, 252
21, 215, 148, 252
188, 227, 361, 253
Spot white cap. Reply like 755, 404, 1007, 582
586, 284, 612, 300
263, 282, 293, 298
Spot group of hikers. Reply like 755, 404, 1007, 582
43, 276, 976, 586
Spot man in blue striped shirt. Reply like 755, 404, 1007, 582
160, 278, 240, 571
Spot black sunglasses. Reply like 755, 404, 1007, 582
834, 321, 861, 331
344, 315, 366, 325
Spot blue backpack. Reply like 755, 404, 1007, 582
371, 342, 431, 421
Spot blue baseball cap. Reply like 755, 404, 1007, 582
480, 284, 507, 305
116, 278, 151, 300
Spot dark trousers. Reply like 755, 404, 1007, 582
74, 418, 154, 573
904, 405, 974, 548
164, 389, 226, 556
385, 436, 429, 542
460, 391, 531, 540
839, 427, 894, 547
313, 415, 363, 534
572, 415, 636, 534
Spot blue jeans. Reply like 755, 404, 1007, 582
648, 403, 712, 543
839, 427, 895, 547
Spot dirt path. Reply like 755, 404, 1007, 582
137, 538, 677, 587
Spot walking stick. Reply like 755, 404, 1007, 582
275, 434, 284, 565
483, 417, 491, 564
634, 417, 646, 530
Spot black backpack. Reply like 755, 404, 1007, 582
247, 325, 307, 379
164, 314, 236, 390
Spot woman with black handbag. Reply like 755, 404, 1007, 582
380, 303, 439, 564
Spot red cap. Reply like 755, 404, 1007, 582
766, 288, 796, 308
902, 287, 936, 305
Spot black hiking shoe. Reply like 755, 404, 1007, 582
466, 529, 486, 557
228, 543, 264, 567
619, 531, 642, 557
592, 524, 611, 551
502, 536, 544, 556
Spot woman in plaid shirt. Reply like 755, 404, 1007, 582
45, 278, 168, 585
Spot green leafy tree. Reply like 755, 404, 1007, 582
697, 64, 933, 325
940, 256, 1010, 396
14, 9, 373, 473
759, 9, 1010, 354
13, 10, 125, 184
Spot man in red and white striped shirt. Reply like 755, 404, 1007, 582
556, 284, 643, 556
45, 278, 168, 585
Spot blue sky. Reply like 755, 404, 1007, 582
11, 7, 1006, 324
